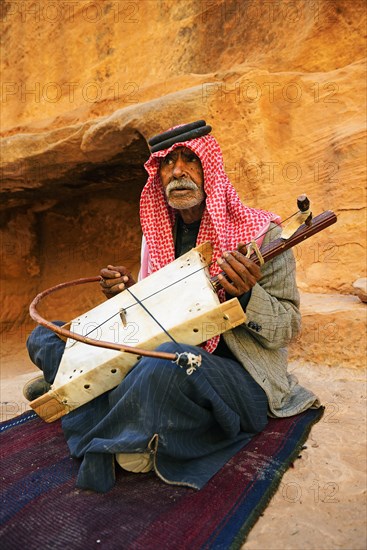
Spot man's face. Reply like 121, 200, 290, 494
159, 147, 205, 211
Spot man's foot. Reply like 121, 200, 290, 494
116, 452, 153, 473
23, 375, 51, 401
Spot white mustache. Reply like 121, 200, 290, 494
166, 178, 199, 195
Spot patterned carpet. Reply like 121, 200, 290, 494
0, 408, 323, 549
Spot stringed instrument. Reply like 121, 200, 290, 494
29, 196, 337, 422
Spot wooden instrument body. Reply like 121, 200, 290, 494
30, 242, 247, 422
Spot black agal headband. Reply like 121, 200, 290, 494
148, 120, 212, 153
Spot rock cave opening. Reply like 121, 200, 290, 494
1, 136, 150, 328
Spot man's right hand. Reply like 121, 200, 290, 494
99, 265, 136, 299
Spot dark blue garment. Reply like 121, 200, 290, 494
27, 326, 268, 493
26, 321, 65, 384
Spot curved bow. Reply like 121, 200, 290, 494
29, 277, 201, 369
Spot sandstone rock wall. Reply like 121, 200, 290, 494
1, 0, 366, 355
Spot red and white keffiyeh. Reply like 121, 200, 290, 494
139, 130, 280, 352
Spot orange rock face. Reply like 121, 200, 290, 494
0, 0, 365, 364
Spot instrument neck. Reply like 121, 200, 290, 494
211, 210, 337, 291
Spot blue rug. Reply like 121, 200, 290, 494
0, 408, 323, 549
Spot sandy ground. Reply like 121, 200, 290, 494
0, 343, 366, 550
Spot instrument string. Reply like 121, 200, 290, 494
73, 209, 302, 341
125, 287, 179, 345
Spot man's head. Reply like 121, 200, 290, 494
141, 120, 279, 281
159, 146, 205, 219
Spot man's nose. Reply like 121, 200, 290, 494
172, 158, 187, 178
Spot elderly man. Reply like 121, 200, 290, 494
26, 121, 319, 492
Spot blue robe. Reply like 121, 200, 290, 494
27, 325, 268, 492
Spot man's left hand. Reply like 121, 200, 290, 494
216, 249, 262, 297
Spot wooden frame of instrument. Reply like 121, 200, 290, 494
30, 242, 247, 422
